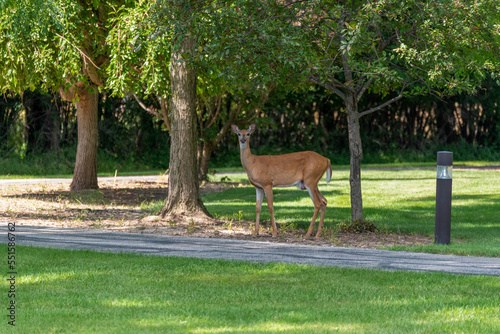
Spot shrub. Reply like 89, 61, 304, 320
337, 219, 382, 234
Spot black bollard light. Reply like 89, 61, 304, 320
435, 151, 453, 245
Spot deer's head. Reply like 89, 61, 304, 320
231, 124, 255, 149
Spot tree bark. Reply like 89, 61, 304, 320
345, 93, 363, 221
198, 142, 214, 181
70, 85, 99, 191
160, 36, 210, 217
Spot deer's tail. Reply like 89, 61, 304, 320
326, 159, 332, 183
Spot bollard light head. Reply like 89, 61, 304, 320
437, 165, 452, 179
437, 151, 453, 179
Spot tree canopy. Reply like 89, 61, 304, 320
1, 0, 135, 190
203, 0, 500, 220
1, 0, 499, 221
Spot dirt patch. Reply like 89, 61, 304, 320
0, 179, 432, 248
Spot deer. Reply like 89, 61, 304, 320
231, 124, 332, 239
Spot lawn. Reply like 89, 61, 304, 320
2, 168, 499, 333
3, 246, 499, 333
203, 169, 500, 257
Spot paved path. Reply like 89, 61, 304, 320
7, 225, 500, 276
0, 175, 161, 185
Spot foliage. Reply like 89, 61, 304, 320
106, 0, 171, 98
0, 0, 129, 93
98, 94, 170, 169
1, 0, 500, 177
0, 89, 170, 175
337, 219, 382, 234
208, 0, 500, 220
106, 0, 278, 181
0, 0, 139, 190
2, 79, 499, 173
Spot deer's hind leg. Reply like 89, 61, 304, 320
315, 189, 327, 238
304, 185, 327, 239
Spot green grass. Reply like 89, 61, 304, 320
3, 159, 499, 257
3, 246, 499, 333
199, 169, 500, 257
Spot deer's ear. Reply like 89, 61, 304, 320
248, 124, 256, 133
231, 124, 239, 133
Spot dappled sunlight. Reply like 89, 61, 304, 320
102, 298, 169, 308
9, 272, 75, 285
192, 322, 365, 333
422, 306, 500, 331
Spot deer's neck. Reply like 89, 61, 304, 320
239, 144, 255, 171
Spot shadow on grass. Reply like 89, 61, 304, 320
1, 182, 167, 223
206, 183, 500, 244
203, 186, 348, 230
4, 181, 167, 207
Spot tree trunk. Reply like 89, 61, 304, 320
345, 94, 363, 220
70, 85, 99, 191
160, 36, 210, 217
198, 142, 214, 181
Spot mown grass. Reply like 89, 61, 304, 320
199, 169, 500, 257
3, 246, 499, 333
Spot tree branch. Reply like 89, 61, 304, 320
158, 95, 171, 132
307, 75, 346, 101
204, 96, 222, 129
133, 93, 161, 118
356, 77, 374, 102
55, 33, 101, 70
58, 84, 76, 102
358, 84, 408, 118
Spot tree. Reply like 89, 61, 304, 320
106, 0, 207, 217
212, 0, 500, 220
160, 34, 211, 216
106, 0, 274, 218
0, 0, 133, 190
302, 1, 499, 219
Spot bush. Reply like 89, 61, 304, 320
336, 219, 382, 234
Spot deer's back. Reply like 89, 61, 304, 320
245, 151, 329, 187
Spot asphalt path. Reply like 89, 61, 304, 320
0, 175, 161, 185
7, 225, 500, 276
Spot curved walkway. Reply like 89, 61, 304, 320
8, 225, 500, 276
0, 175, 161, 185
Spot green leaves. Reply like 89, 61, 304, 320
3, 0, 498, 107
0, 0, 136, 95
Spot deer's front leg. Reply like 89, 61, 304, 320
255, 187, 264, 237
263, 186, 278, 237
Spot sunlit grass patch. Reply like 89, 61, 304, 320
202, 170, 500, 257
5, 246, 499, 333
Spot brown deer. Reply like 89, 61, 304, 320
232, 124, 332, 238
